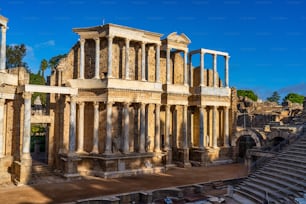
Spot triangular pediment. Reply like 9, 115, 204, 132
166, 32, 191, 44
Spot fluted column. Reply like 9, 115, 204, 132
0, 99, 4, 157
224, 106, 230, 147
139, 103, 146, 153
68, 95, 77, 155
166, 48, 171, 84
123, 103, 130, 154
164, 105, 170, 150
212, 106, 218, 148
94, 37, 100, 79
155, 44, 160, 83
183, 51, 188, 85
79, 38, 85, 79
183, 105, 188, 149
91, 102, 99, 154
199, 106, 206, 149
141, 41, 146, 81
76, 102, 85, 153
200, 51, 204, 86
188, 54, 193, 86
0, 27, 7, 70
213, 53, 217, 87
125, 38, 130, 79
154, 104, 161, 152
225, 55, 229, 88
22, 93, 32, 159
104, 102, 113, 154
107, 35, 113, 78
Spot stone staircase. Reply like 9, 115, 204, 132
232, 134, 306, 204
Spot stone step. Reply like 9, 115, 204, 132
237, 185, 277, 203
273, 160, 306, 171
266, 163, 306, 175
288, 147, 306, 152
252, 174, 303, 194
232, 190, 258, 204
242, 181, 287, 203
248, 177, 300, 198
260, 166, 306, 181
278, 156, 306, 165
280, 154, 306, 161
282, 150, 306, 157
31, 164, 53, 176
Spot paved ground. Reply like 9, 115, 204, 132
0, 163, 247, 204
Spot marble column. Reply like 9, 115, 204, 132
125, 38, 130, 80
213, 53, 217, 87
104, 102, 113, 154
0, 26, 7, 70
94, 37, 100, 79
224, 106, 230, 147
141, 41, 146, 81
225, 55, 229, 88
139, 103, 146, 153
123, 103, 130, 154
188, 54, 193, 86
79, 38, 85, 79
155, 44, 160, 83
166, 48, 171, 84
22, 92, 32, 159
183, 105, 188, 149
68, 95, 77, 155
76, 102, 85, 153
154, 104, 161, 152
212, 106, 218, 148
183, 51, 188, 85
0, 99, 4, 157
107, 35, 113, 78
199, 106, 206, 149
200, 51, 204, 86
91, 102, 99, 154
164, 105, 170, 150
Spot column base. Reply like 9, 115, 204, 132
60, 154, 80, 179
13, 154, 32, 185
163, 149, 173, 166
177, 148, 191, 168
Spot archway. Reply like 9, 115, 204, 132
237, 135, 256, 160
271, 136, 285, 147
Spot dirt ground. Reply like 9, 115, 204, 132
0, 163, 247, 204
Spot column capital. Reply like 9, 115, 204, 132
93, 101, 99, 107
141, 41, 147, 45
77, 101, 84, 105
107, 35, 114, 39
94, 37, 100, 42
200, 50, 205, 56
70, 95, 77, 103
0, 98, 5, 106
125, 38, 130, 43
1, 26, 7, 33
23, 92, 32, 100
79, 38, 85, 44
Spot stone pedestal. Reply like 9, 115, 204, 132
13, 155, 32, 185
163, 149, 173, 168
190, 148, 207, 166
0, 156, 13, 184
60, 154, 80, 178
177, 148, 191, 167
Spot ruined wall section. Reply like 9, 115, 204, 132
192, 68, 223, 87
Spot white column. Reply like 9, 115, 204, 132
183, 51, 188, 85
141, 41, 146, 81
155, 44, 160, 83
0, 99, 4, 157
107, 35, 113, 78
213, 53, 217, 87
77, 102, 85, 153
189, 54, 193, 86
224, 106, 230, 147
166, 47, 171, 84
164, 105, 170, 150
0, 27, 7, 70
183, 105, 188, 149
154, 104, 161, 152
139, 103, 146, 153
104, 102, 113, 154
125, 38, 130, 80
91, 102, 99, 154
199, 106, 205, 149
225, 55, 229, 88
22, 92, 32, 159
123, 103, 130, 154
68, 95, 77, 155
200, 51, 204, 86
212, 106, 218, 148
79, 38, 85, 79
94, 37, 100, 79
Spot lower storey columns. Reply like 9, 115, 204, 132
91, 102, 100, 154
154, 104, 161, 153
0, 99, 5, 158
104, 102, 113, 154
22, 92, 32, 159
199, 106, 206, 149
123, 103, 130, 154
164, 105, 170, 150
224, 106, 230, 147
77, 102, 85, 153
68, 95, 77, 155
139, 103, 146, 153
212, 106, 218, 148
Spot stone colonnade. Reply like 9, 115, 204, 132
0, 20, 7, 70
79, 36, 161, 82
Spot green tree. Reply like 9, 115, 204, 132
40, 59, 48, 78
267, 91, 280, 104
237, 90, 258, 101
48, 54, 67, 71
283, 93, 304, 104
6, 44, 28, 69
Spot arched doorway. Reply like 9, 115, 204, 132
237, 135, 256, 160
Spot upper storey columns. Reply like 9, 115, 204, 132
0, 26, 7, 70
166, 47, 188, 85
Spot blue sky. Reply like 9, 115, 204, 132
1, 0, 306, 100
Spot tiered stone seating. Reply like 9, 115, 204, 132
232, 135, 306, 204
